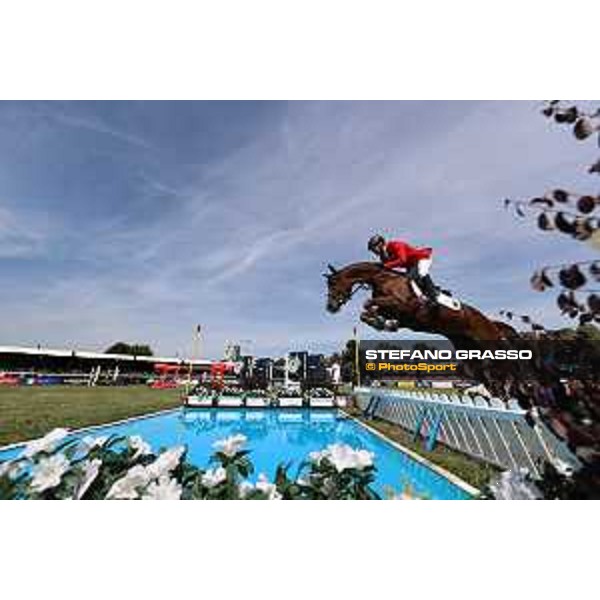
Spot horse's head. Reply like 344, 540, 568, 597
324, 264, 352, 313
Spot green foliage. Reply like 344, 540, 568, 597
341, 339, 357, 383
105, 342, 154, 356
551, 323, 600, 341
535, 462, 600, 500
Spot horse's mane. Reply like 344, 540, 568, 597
338, 261, 399, 275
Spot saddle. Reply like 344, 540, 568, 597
382, 265, 461, 311
410, 279, 461, 311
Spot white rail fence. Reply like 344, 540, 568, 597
353, 387, 579, 477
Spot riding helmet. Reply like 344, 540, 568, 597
367, 234, 385, 252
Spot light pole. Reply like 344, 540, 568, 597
354, 325, 360, 388
188, 324, 201, 390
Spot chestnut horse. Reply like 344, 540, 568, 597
324, 261, 509, 342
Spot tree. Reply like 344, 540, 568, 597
505, 101, 600, 326
340, 339, 357, 384
502, 102, 600, 497
551, 323, 600, 341
105, 342, 154, 356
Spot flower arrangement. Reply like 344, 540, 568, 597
0, 428, 382, 500
307, 387, 334, 398
219, 386, 246, 397
188, 385, 214, 397
244, 388, 269, 397
275, 387, 302, 398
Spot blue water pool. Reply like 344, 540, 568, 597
0, 409, 472, 499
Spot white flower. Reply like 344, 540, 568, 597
22, 428, 69, 459
80, 435, 108, 451
212, 434, 247, 457
389, 493, 422, 500
489, 470, 542, 500
0, 460, 19, 479
329, 445, 374, 472
75, 459, 102, 499
142, 475, 182, 500
389, 489, 422, 500
106, 465, 150, 500
128, 435, 152, 458
310, 444, 374, 472
30, 454, 70, 493
309, 449, 326, 463
105, 446, 184, 499
201, 467, 227, 488
255, 473, 282, 500
552, 458, 575, 477
239, 480, 255, 498
146, 446, 185, 479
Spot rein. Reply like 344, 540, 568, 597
348, 283, 369, 299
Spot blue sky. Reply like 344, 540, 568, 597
0, 101, 596, 358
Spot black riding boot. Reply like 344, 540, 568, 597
419, 275, 438, 304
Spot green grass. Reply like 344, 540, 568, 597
0, 385, 182, 446
345, 406, 499, 491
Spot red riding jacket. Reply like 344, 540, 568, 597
383, 240, 432, 269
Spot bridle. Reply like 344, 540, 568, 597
329, 281, 369, 306
324, 263, 371, 307
348, 282, 369, 299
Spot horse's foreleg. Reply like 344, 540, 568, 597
364, 294, 397, 312
369, 294, 405, 332
370, 295, 405, 317
363, 298, 379, 315
360, 310, 386, 331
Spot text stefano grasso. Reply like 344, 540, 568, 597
363, 349, 533, 361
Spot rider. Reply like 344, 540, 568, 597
367, 234, 438, 304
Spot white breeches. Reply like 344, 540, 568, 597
417, 258, 432, 277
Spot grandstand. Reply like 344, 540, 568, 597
0, 345, 213, 386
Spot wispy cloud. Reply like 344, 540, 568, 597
41, 107, 155, 151
0, 205, 58, 259
0, 101, 596, 357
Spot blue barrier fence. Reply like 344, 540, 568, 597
353, 387, 579, 477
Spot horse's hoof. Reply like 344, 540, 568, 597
365, 317, 384, 330
384, 319, 399, 331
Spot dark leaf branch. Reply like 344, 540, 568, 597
529, 261, 600, 325
498, 311, 547, 332
541, 100, 600, 145
505, 195, 600, 241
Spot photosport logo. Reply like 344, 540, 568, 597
356, 339, 599, 381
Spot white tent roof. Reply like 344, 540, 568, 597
0, 345, 213, 366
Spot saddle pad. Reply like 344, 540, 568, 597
410, 280, 461, 311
